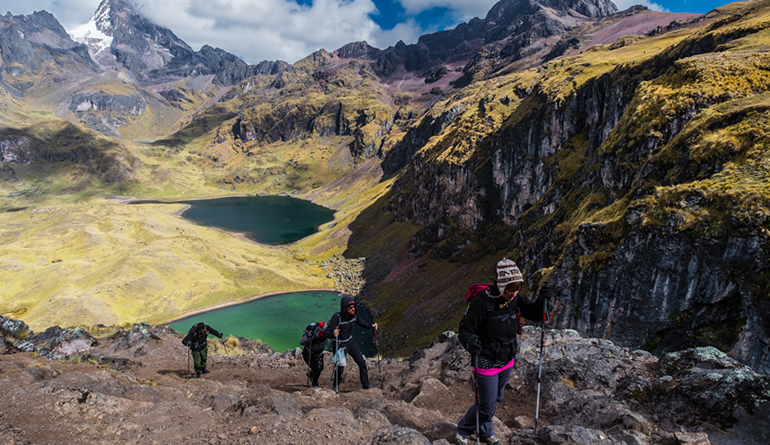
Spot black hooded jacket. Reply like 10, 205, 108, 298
182, 322, 222, 352
459, 288, 547, 366
325, 296, 374, 346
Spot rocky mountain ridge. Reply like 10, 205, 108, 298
68, 0, 283, 86
0, 314, 768, 444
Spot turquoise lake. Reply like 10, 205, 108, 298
133, 195, 335, 244
168, 291, 377, 356
135, 197, 371, 354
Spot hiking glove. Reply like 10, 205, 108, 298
540, 285, 553, 300
217, 333, 223, 339
467, 340, 482, 356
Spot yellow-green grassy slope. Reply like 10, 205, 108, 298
597, 2, 770, 243
0, 199, 332, 331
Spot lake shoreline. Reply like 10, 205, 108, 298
162, 288, 346, 325
114, 194, 335, 246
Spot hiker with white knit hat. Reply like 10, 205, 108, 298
455, 258, 552, 445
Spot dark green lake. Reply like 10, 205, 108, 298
168, 291, 376, 356
134, 195, 335, 244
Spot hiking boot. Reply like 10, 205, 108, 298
362, 383, 372, 389
455, 433, 470, 445
481, 435, 502, 445
195, 372, 201, 379
202, 369, 210, 374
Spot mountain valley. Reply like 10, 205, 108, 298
0, 0, 769, 386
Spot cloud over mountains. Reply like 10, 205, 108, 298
0, 0, 666, 66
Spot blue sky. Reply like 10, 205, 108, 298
0, 0, 741, 63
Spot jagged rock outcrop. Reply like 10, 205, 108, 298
0, 316, 767, 444
0, 10, 96, 95
0, 129, 44, 164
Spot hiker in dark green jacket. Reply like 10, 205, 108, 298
182, 322, 223, 378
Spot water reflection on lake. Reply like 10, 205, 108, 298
133, 195, 335, 244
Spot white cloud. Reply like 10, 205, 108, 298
0, 0, 428, 63
139, 0, 386, 63
396, 0, 498, 19
0, 0, 668, 65
612, 0, 666, 12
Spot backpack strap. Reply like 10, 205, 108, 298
485, 305, 523, 334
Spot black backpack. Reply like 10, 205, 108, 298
460, 284, 522, 334
300, 322, 326, 364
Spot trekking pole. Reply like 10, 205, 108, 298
374, 329, 382, 377
334, 335, 340, 396
187, 347, 191, 377
535, 296, 547, 433
447, 350, 468, 366
449, 349, 467, 366
220, 338, 230, 356
474, 353, 480, 445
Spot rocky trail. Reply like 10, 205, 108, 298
0, 315, 768, 445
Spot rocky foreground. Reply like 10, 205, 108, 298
0, 315, 768, 445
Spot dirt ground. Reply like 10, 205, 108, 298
0, 326, 545, 445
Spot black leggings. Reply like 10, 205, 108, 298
332, 340, 370, 388
306, 350, 324, 386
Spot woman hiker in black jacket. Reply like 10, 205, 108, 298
455, 258, 552, 445
325, 295, 378, 391
182, 322, 223, 379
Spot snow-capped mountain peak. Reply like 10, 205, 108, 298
69, 8, 113, 55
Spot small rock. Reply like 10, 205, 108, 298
675, 432, 711, 445
513, 415, 535, 429
249, 427, 259, 435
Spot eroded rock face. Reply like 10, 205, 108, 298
0, 314, 31, 339
552, 231, 770, 373
31, 326, 97, 358
0, 320, 766, 444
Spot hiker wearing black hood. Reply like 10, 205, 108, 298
325, 296, 378, 391
455, 258, 552, 445
182, 322, 223, 379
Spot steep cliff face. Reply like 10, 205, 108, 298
355, 2, 770, 372
555, 229, 768, 370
